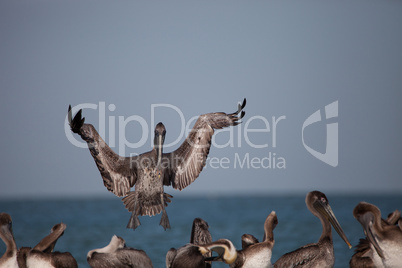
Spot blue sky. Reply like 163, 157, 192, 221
0, 1, 401, 199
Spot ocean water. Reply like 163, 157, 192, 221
1, 194, 401, 267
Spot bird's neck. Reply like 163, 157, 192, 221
319, 217, 333, 243
263, 222, 274, 243
153, 146, 163, 167
0, 233, 17, 259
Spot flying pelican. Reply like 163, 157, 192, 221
68, 99, 246, 230
22, 223, 78, 268
350, 208, 400, 267
166, 239, 237, 268
0, 213, 18, 268
273, 191, 352, 268
166, 217, 212, 268
87, 235, 153, 268
230, 211, 278, 268
351, 202, 402, 267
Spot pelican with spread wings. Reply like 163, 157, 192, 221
68, 99, 246, 230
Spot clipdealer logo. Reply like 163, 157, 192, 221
65, 101, 338, 169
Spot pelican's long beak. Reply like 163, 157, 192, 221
204, 255, 222, 262
156, 134, 163, 166
359, 213, 385, 259
204, 253, 236, 264
314, 201, 352, 249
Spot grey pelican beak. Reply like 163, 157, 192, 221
205, 255, 223, 261
154, 132, 164, 167
157, 134, 163, 166
314, 201, 352, 249
359, 212, 385, 259
204, 253, 236, 264
204, 255, 224, 263
154, 122, 166, 168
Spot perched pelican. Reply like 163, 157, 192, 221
0, 213, 18, 268
190, 218, 212, 246
273, 191, 352, 268
350, 208, 400, 267
349, 238, 382, 268
22, 223, 78, 268
351, 202, 402, 267
167, 239, 237, 268
166, 218, 212, 268
87, 235, 153, 268
230, 211, 278, 268
68, 99, 246, 230
190, 218, 213, 268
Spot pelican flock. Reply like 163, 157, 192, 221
2, 99, 401, 267
68, 99, 246, 230
2, 194, 402, 267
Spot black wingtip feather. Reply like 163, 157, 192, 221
241, 98, 246, 109
68, 105, 85, 133
68, 105, 72, 124
235, 98, 247, 115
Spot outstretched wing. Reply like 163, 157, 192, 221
68, 105, 137, 197
162, 99, 246, 190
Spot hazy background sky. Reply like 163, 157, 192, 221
1, 1, 401, 199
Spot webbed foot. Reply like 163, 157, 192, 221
126, 213, 141, 230
160, 210, 171, 230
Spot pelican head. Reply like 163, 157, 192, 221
353, 202, 385, 259
0, 213, 14, 244
262, 210, 278, 243
50, 222, 66, 234
200, 239, 237, 264
154, 122, 166, 166
307, 191, 352, 249
87, 235, 126, 259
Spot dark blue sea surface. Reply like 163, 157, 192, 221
1, 194, 401, 267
